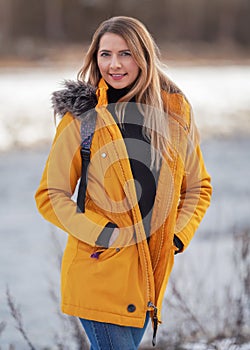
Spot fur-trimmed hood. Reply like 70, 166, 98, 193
51, 79, 183, 120
51, 80, 97, 119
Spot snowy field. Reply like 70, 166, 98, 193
0, 65, 250, 150
0, 65, 250, 349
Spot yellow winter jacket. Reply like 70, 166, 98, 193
35, 78, 212, 330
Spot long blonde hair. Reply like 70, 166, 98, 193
78, 16, 185, 170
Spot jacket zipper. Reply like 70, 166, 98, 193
148, 301, 159, 347
103, 110, 157, 344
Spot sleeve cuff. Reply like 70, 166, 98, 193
173, 234, 184, 254
95, 222, 117, 248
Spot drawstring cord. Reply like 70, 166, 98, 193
148, 301, 159, 347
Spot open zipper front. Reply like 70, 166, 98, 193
147, 119, 183, 346
95, 103, 155, 298
103, 111, 158, 344
96, 79, 157, 343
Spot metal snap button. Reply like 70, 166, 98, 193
127, 304, 136, 313
101, 152, 107, 158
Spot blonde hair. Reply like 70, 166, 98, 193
78, 16, 186, 170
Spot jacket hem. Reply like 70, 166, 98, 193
62, 303, 146, 328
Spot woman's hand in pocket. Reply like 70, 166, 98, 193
109, 228, 120, 247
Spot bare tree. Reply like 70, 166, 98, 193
6, 286, 37, 350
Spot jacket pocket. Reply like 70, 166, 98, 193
78, 240, 121, 261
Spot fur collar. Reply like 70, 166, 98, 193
51, 79, 182, 120
51, 80, 97, 119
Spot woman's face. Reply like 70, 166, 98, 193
97, 32, 140, 89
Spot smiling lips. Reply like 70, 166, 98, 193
110, 73, 127, 80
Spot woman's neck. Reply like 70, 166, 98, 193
107, 84, 130, 104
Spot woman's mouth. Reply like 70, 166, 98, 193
110, 73, 127, 80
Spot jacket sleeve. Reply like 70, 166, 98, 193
35, 112, 109, 246
174, 104, 212, 250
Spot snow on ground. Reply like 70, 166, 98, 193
0, 65, 250, 150
182, 339, 250, 350
167, 65, 250, 137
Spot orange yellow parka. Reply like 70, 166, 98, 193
35, 78, 212, 331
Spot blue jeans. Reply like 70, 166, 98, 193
79, 312, 150, 350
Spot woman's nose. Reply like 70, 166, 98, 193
110, 55, 121, 69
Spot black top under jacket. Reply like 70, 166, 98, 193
95, 85, 184, 253
96, 85, 158, 246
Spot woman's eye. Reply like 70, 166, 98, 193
121, 51, 131, 56
100, 52, 110, 57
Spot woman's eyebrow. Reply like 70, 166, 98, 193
99, 49, 130, 52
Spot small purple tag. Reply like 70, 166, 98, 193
90, 251, 102, 259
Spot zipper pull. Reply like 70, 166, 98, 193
148, 302, 159, 347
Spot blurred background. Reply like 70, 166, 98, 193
0, 1, 250, 349
0, 0, 250, 62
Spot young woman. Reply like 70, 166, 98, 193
35, 16, 212, 349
